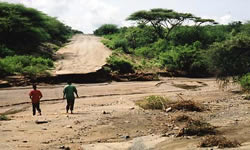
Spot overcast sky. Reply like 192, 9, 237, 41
1, 0, 250, 33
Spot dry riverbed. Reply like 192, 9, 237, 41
1, 77, 250, 150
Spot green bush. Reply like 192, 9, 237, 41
136, 95, 169, 110
94, 24, 119, 36
0, 55, 53, 76
107, 55, 134, 74
159, 44, 209, 75
0, 115, 10, 121
113, 38, 129, 53
209, 34, 250, 77
125, 26, 158, 49
0, 44, 15, 57
135, 39, 168, 58
135, 47, 154, 58
240, 73, 250, 91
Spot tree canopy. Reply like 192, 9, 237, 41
127, 8, 216, 39
0, 2, 75, 57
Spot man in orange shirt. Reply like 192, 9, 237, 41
29, 84, 42, 116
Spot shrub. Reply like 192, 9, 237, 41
135, 39, 168, 58
199, 135, 241, 148
160, 44, 209, 75
0, 114, 10, 121
94, 24, 119, 36
113, 38, 129, 53
136, 95, 169, 110
171, 100, 204, 112
240, 73, 250, 91
0, 44, 15, 57
135, 47, 155, 58
125, 26, 158, 48
209, 34, 250, 77
107, 55, 134, 74
0, 60, 8, 77
101, 38, 115, 49
0, 55, 53, 77
178, 119, 216, 136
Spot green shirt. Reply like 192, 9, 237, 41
63, 85, 77, 100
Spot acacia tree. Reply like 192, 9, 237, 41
127, 8, 216, 39
193, 17, 217, 27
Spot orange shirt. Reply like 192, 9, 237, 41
29, 90, 42, 103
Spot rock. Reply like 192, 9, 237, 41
42, 141, 50, 144
161, 133, 174, 137
124, 120, 130, 123
121, 135, 130, 139
125, 135, 130, 139
22, 140, 28, 143
165, 107, 172, 112
66, 125, 72, 129
42, 128, 47, 130
35, 120, 49, 124
173, 127, 179, 130
59, 146, 65, 149
102, 111, 111, 114
129, 107, 135, 110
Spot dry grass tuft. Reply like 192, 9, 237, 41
0, 114, 10, 121
199, 135, 241, 148
136, 96, 205, 113
135, 95, 169, 110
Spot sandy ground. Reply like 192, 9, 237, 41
54, 34, 112, 75
1, 78, 250, 150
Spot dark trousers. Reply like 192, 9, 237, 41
66, 99, 75, 112
32, 103, 41, 115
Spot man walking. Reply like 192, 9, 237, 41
29, 84, 42, 116
63, 81, 79, 114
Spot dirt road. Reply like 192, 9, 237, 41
55, 34, 112, 75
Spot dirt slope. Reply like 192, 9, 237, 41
55, 34, 112, 75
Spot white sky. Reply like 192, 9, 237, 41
1, 0, 250, 33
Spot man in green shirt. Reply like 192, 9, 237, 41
63, 81, 79, 114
